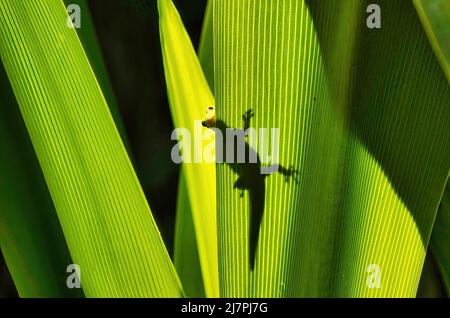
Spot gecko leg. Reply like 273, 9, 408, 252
243, 109, 255, 132
234, 177, 246, 198
278, 165, 299, 184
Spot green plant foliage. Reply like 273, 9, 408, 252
0, 0, 132, 297
417, 248, 448, 297
414, 0, 450, 81
414, 0, 450, 296
158, 0, 219, 297
430, 180, 450, 295
1, 0, 449, 299
0, 0, 182, 297
173, 168, 205, 297
213, 0, 450, 297
0, 63, 80, 297
198, 0, 214, 90
170, 0, 213, 298
62, 0, 130, 151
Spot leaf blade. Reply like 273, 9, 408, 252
430, 179, 450, 295
413, 0, 450, 82
173, 169, 206, 298
214, 0, 450, 297
0, 61, 80, 297
158, 0, 219, 297
0, 0, 182, 297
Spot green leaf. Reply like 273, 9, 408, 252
413, 0, 450, 81
62, 0, 131, 151
0, 0, 134, 297
173, 169, 205, 298
430, 179, 450, 295
214, 0, 450, 297
158, 0, 219, 298
171, 0, 214, 298
413, 0, 450, 295
0, 63, 80, 297
198, 0, 214, 90
417, 247, 448, 297
0, 0, 182, 297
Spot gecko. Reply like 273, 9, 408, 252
202, 106, 297, 270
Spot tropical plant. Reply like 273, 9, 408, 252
0, 0, 449, 298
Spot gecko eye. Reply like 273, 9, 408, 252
202, 106, 216, 128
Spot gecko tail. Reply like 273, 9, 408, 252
249, 181, 265, 271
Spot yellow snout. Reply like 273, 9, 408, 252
202, 106, 216, 128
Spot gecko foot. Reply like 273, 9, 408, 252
243, 109, 255, 123
279, 165, 299, 184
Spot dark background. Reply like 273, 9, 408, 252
0, 0, 446, 298
0, 0, 206, 297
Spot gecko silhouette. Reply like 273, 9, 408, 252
202, 107, 297, 270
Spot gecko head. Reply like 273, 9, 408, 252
202, 106, 216, 128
